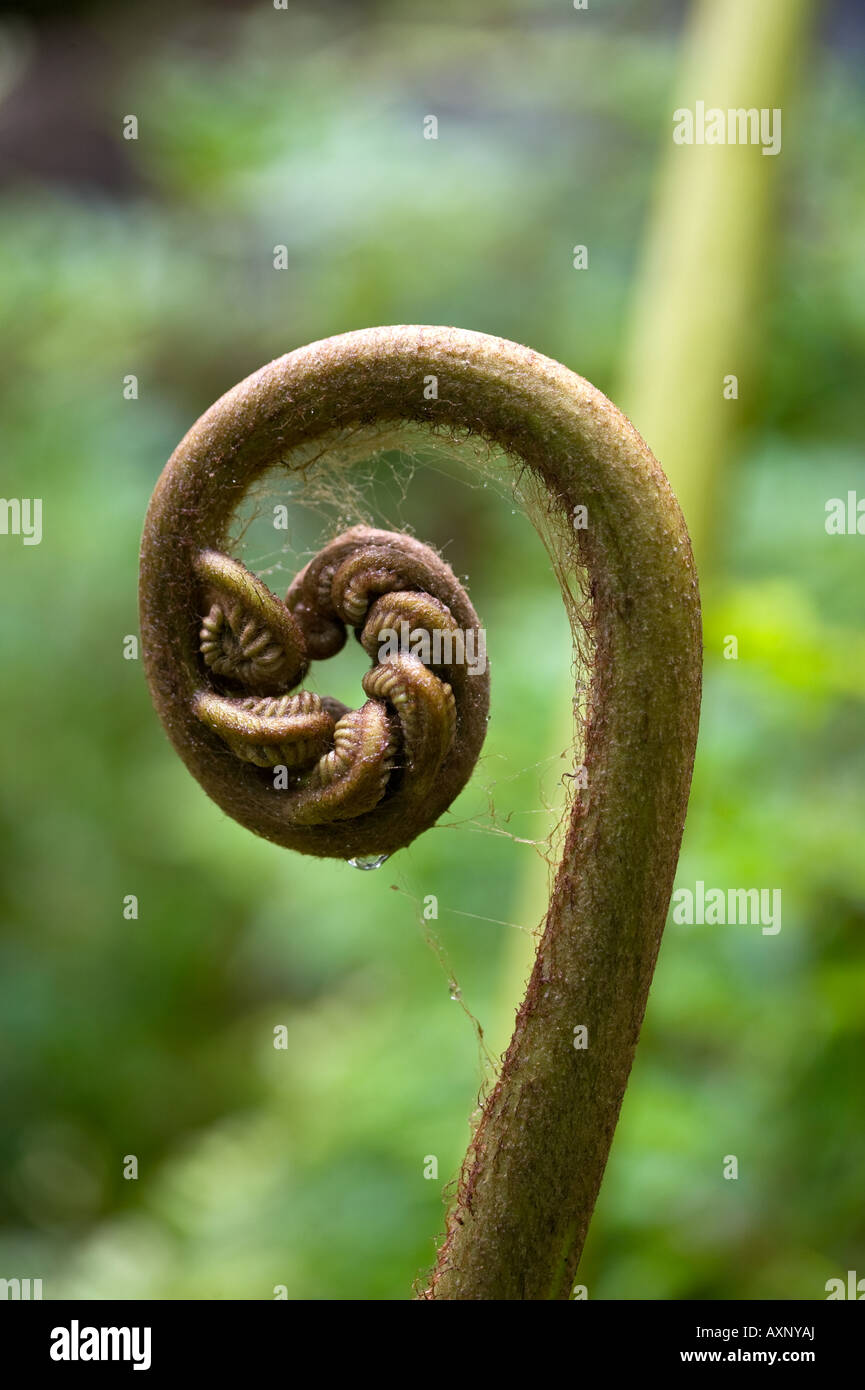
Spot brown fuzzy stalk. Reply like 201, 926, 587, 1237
139, 326, 702, 1298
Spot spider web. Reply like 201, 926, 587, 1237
226, 423, 593, 1094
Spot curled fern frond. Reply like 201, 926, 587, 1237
143, 520, 489, 859
139, 326, 701, 1300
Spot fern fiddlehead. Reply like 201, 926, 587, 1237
171, 526, 488, 858
139, 325, 702, 1299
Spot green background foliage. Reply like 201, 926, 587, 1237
0, 0, 862, 1299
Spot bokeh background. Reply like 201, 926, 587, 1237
0, 0, 863, 1300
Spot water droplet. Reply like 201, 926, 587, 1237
348, 853, 390, 871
